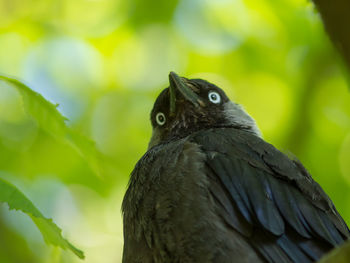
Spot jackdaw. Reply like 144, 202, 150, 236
122, 72, 349, 263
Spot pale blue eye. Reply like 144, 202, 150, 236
208, 91, 221, 104
156, 112, 166, 126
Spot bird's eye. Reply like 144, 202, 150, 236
208, 91, 221, 104
156, 112, 166, 126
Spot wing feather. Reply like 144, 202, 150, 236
206, 153, 254, 225
265, 174, 312, 238
191, 128, 349, 263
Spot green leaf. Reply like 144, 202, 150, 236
0, 75, 102, 177
0, 76, 67, 137
0, 177, 85, 259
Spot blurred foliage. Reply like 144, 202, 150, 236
0, 0, 350, 262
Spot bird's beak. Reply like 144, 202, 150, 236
168, 71, 203, 116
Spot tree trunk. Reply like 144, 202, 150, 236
312, 0, 350, 70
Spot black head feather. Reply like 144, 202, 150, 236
149, 72, 260, 148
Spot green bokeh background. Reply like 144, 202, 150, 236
0, 0, 350, 262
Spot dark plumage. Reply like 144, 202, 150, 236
122, 72, 349, 262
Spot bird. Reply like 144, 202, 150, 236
122, 72, 349, 263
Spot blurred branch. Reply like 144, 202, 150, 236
312, 0, 350, 72
319, 240, 350, 263
284, 51, 331, 156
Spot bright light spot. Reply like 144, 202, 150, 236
22, 37, 104, 120
113, 25, 187, 90
235, 72, 292, 138
174, 0, 243, 55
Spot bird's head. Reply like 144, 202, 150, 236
148, 72, 261, 148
